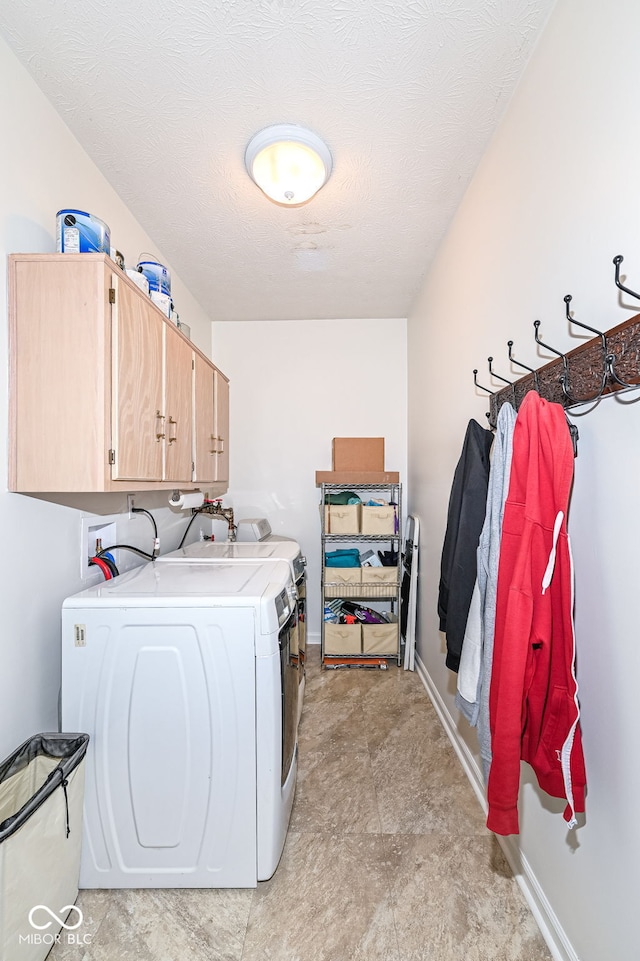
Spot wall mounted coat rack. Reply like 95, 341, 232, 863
473, 255, 640, 427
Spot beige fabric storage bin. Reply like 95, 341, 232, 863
289, 618, 299, 657
325, 504, 361, 534
361, 566, 398, 587
362, 619, 399, 655
324, 623, 362, 655
324, 567, 361, 597
361, 505, 395, 535
0, 733, 89, 961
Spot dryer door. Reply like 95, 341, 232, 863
296, 578, 306, 675
279, 611, 298, 785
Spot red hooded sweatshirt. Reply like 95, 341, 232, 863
487, 392, 586, 836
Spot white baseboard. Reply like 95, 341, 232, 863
414, 653, 579, 961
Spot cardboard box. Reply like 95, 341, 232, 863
332, 437, 384, 472
315, 471, 400, 485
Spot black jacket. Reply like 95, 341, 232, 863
438, 419, 493, 672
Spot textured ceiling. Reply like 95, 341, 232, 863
0, 0, 556, 322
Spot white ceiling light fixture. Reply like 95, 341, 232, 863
245, 124, 332, 206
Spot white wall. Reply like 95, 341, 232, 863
211, 318, 408, 638
407, 1, 640, 959
0, 37, 215, 760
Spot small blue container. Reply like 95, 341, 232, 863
136, 256, 171, 297
56, 209, 110, 254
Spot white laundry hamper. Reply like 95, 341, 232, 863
0, 733, 89, 961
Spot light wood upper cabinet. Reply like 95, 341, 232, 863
164, 323, 194, 483
193, 353, 216, 483
213, 368, 230, 484
9, 256, 111, 492
8, 253, 230, 494
193, 356, 230, 485
111, 273, 164, 482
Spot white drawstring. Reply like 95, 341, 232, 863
541, 511, 564, 594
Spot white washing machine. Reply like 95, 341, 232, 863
61, 559, 298, 888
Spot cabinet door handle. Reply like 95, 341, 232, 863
156, 410, 166, 441
217, 435, 225, 454
168, 416, 177, 445
209, 434, 217, 455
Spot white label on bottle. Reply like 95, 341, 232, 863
63, 226, 80, 253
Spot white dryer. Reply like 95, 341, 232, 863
160, 535, 308, 718
61, 559, 298, 889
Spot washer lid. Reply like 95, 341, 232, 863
159, 540, 305, 584
261, 534, 299, 543
62, 559, 292, 609
161, 540, 300, 562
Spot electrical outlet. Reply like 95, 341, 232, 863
81, 517, 117, 580
127, 495, 135, 517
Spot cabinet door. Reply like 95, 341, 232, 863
213, 370, 230, 484
111, 276, 164, 481
193, 354, 216, 483
9, 256, 111, 492
164, 325, 194, 483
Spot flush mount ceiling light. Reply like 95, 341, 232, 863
244, 124, 332, 206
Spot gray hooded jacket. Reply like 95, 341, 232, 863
455, 402, 516, 781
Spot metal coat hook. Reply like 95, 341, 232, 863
566, 291, 635, 390
564, 294, 607, 352
564, 294, 608, 401
507, 340, 539, 392
473, 369, 492, 394
488, 356, 517, 408
613, 254, 640, 302
610, 256, 640, 386
604, 351, 636, 389
533, 320, 571, 400
487, 356, 512, 386
472, 370, 495, 429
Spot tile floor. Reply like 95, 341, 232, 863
50, 646, 552, 961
